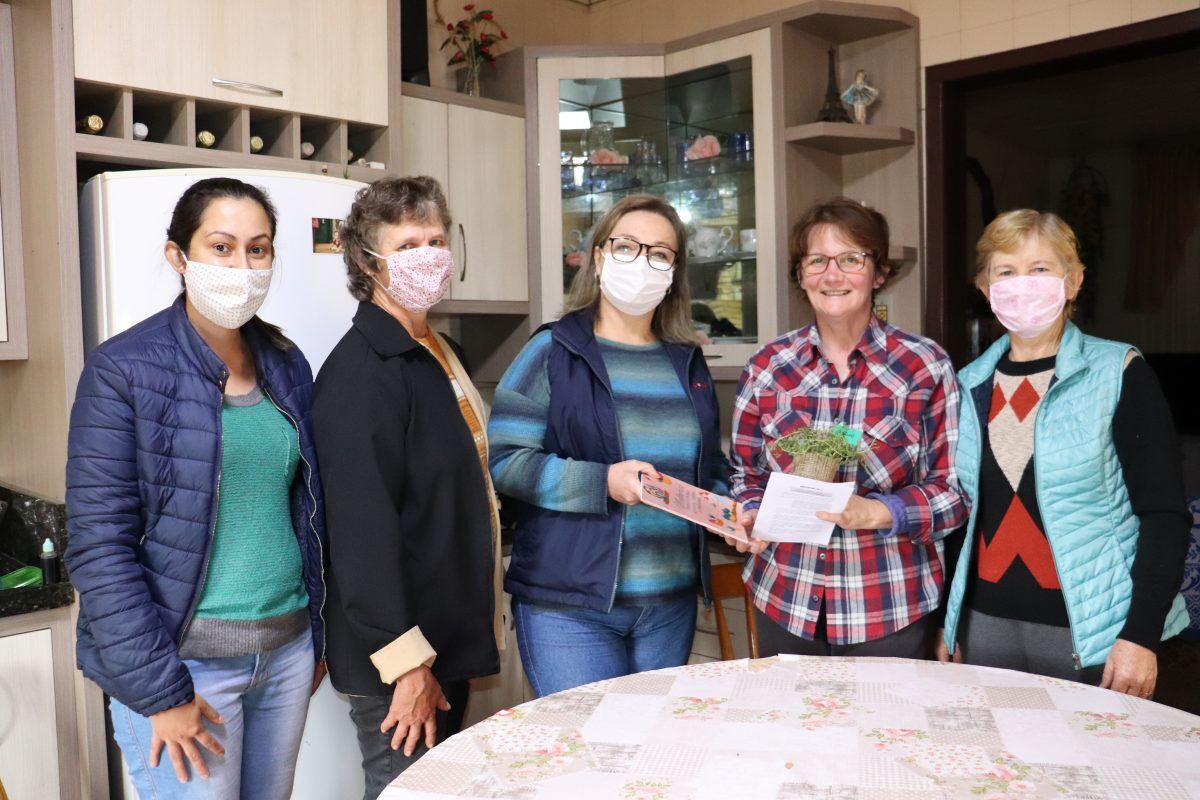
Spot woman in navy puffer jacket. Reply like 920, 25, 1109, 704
65, 178, 326, 800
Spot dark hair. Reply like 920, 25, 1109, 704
563, 194, 696, 344
338, 176, 453, 302
166, 177, 292, 350
788, 198, 898, 292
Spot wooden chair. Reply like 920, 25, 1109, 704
709, 561, 759, 660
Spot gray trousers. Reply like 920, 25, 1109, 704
959, 607, 1104, 684
347, 680, 470, 800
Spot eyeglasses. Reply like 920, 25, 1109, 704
607, 236, 677, 271
799, 250, 873, 275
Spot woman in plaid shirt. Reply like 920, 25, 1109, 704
725, 199, 968, 657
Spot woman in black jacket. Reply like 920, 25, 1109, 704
312, 176, 502, 800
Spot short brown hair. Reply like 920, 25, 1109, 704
788, 198, 896, 290
563, 194, 696, 345
338, 176, 452, 302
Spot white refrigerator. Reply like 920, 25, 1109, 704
79, 168, 369, 800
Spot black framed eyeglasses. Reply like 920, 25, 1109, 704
607, 236, 677, 271
799, 250, 873, 275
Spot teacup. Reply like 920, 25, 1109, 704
740, 228, 757, 253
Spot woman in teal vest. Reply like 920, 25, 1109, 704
939, 210, 1190, 698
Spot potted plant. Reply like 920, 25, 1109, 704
771, 425, 865, 482
440, 4, 508, 97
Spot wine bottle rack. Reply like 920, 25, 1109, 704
73, 79, 389, 182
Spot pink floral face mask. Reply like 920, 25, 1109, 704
365, 245, 454, 313
988, 275, 1066, 340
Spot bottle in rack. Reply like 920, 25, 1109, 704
249, 135, 264, 154
197, 130, 216, 148
132, 121, 149, 141
77, 114, 104, 135
300, 141, 315, 159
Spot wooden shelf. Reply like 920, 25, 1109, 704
430, 299, 529, 316
75, 133, 346, 175
785, 122, 915, 154
781, 2, 915, 44
889, 245, 917, 263
708, 364, 745, 382
400, 82, 524, 118
345, 163, 392, 183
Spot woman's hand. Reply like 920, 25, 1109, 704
148, 695, 225, 782
816, 495, 893, 531
934, 630, 963, 663
383, 664, 450, 756
721, 507, 769, 555
311, 658, 328, 696
1101, 639, 1157, 698
608, 460, 658, 505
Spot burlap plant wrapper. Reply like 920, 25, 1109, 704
788, 451, 842, 482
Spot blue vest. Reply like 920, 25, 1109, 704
943, 322, 1189, 667
502, 310, 724, 611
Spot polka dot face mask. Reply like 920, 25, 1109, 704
364, 246, 454, 313
182, 258, 274, 329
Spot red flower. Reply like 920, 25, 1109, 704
464, 3, 475, 9
482, 11, 493, 20
446, 22, 454, 30
500, 29, 509, 39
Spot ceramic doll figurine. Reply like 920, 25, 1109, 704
841, 70, 879, 125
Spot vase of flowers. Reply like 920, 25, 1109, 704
441, 4, 507, 97
772, 426, 865, 482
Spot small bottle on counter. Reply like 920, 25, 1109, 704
132, 121, 149, 141
197, 130, 216, 148
77, 114, 104, 135
250, 135, 264, 153
40, 538, 61, 585
300, 141, 316, 159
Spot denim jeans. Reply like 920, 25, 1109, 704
514, 595, 698, 697
346, 680, 469, 800
109, 628, 314, 800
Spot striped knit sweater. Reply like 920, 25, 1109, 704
489, 330, 711, 605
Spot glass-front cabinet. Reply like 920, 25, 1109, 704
533, 31, 780, 371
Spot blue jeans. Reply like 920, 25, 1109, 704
110, 628, 314, 800
514, 596, 697, 697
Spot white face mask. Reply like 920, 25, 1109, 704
598, 253, 674, 316
182, 258, 273, 329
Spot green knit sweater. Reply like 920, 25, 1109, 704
192, 386, 309, 623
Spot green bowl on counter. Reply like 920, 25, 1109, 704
0, 566, 43, 590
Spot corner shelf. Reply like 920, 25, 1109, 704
781, 2, 915, 44
785, 122, 915, 155
430, 300, 529, 316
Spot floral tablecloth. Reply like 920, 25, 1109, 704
379, 656, 1200, 799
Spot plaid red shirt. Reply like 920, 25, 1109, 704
730, 317, 967, 644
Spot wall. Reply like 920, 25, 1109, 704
423, 0, 1200, 75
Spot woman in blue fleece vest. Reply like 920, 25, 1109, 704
939, 210, 1190, 698
488, 194, 729, 697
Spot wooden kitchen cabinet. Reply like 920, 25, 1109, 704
72, 0, 387, 125
400, 91, 528, 302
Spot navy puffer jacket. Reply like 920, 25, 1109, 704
65, 296, 326, 717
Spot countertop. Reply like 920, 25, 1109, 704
0, 580, 74, 618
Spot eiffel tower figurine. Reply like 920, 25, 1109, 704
816, 46, 852, 123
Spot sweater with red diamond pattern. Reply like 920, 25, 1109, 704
954, 351, 1190, 650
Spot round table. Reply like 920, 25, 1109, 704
379, 655, 1200, 799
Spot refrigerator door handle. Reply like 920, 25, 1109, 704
458, 223, 467, 282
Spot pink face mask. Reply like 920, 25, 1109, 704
365, 245, 454, 313
988, 275, 1066, 340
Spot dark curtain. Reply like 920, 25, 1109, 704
1126, 139, 1200, 313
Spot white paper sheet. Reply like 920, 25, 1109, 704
752, 472, 857, 544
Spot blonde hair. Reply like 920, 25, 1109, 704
975, 209, 1085, 313
563, 194, 697, 344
